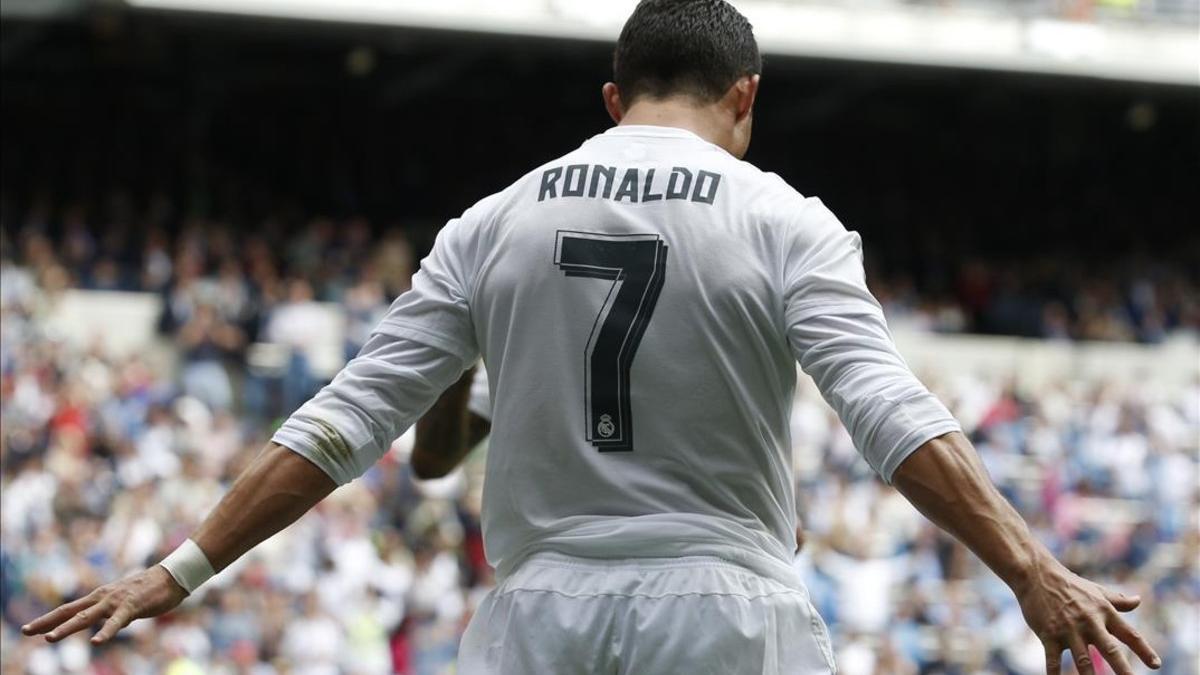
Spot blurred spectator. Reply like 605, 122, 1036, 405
265, 279, 325, 413
344, 271, 390, 361
175, 304, 245, 412
279, 592, 345, 675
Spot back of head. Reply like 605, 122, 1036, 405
614, 0, 762, 105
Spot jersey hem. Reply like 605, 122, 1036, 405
493, 586, 806, 602
495, 535, 803, 592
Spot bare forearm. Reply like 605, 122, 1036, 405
891, 431, 1051, 589
191, 442, 336, 572
893, 431, 1161, 673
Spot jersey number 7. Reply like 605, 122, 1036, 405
554, 231, 669, 451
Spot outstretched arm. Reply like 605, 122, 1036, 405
781, 198, 1160, 675
21, 442, 335, 644
892, 432, 1160, 675
25, 202, 485, 646
23, 335, 469, 645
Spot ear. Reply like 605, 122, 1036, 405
734, 74, 760, 123
602, 82, 625, 124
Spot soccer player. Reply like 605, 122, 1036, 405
24, 1, 1161, 673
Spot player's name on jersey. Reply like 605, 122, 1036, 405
538, 165, 723, 206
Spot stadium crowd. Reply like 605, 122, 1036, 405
1, 210, 1197, 674
872, 257, 1198, 344
2, 202, 1196, 356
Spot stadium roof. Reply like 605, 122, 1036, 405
116, 0, 1199, 86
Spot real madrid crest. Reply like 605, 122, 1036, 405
596, 414, 616, 439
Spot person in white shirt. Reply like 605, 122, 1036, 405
25, 2, 1161, 674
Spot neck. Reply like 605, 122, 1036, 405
619, 99, 732, 153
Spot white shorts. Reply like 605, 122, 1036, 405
458, 553, 837, 675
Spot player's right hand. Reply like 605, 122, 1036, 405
21, 565, 187, 645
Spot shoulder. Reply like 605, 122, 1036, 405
433, 153, 578, 268
452, 150, 583, 230
729, 158, 802, 200
716, 156, 797, 208
723, 159, 841, 233
447, 185, 516, 233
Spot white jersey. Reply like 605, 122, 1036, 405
275, 125, 959, 584
467, 366, 491, 422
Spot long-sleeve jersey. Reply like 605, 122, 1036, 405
273, 125, 960, 584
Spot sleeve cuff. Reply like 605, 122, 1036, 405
272, 423, 358, 487
875, 421, 963, 484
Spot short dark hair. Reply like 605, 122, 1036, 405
614, 0, 761, 104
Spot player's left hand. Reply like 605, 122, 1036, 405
1013, 558, 1160, 675
21, 565, 187, 645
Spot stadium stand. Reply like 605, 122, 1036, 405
1, 206, 1197, 674
1, 3, 1196, 674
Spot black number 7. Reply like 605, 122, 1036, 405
554, 231, 668, 451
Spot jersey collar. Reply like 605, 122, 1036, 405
595, 125, 726, 153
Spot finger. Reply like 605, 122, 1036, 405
91, 606, 133, 645
1108, 615, 1162, 669
1068, 633, 1096, 675
1044, 641, 1065, 675
21, 591, 100, 636
1093, 634, 1135, 675
44, 601, 111, 643
1102, 588, 1141, 613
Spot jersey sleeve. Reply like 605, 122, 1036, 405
781, 198, 961, 482
272, 334, 469, 485
373, 198, 493, 363
272, 195, 499, 485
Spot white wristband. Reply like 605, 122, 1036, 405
158, 539, 215, 595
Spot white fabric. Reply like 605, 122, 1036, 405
159, 538, 216, 595
467, 365, 491, 421
274, 124, 959, 583
273, 336, 467, 485
458, 552, 836, 675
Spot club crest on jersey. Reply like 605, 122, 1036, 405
596, 414, 616, 439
